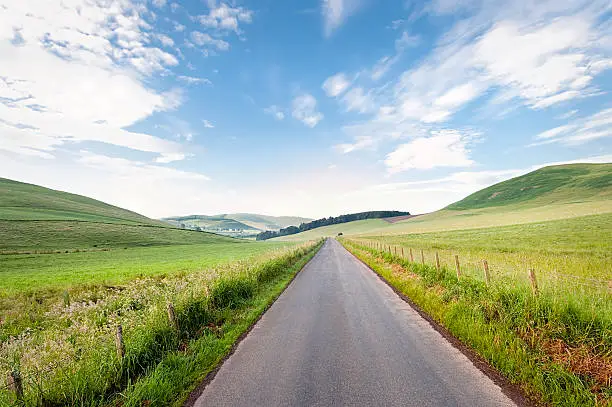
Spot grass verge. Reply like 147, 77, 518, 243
0, 240, 322, 406
340, 239, 611, 407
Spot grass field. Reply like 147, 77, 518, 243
0, 241, 293, 295
361, 213, 612, 282
0, 241, 322, 406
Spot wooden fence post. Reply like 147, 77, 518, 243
401, 247, 405, 258
435, 252, 441, 273
409, 248, 414, 262
8, 370, 23, 403
420, 249, 425, 265
482, 260, 490, 285
454, 255, 461, 279
529, 269, 539, 296
115, 324, 125, 360
167, 303, 179, 331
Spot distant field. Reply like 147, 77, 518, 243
0, 220, 239, 252
359, 213, 612, 282
0, 241, 293, 295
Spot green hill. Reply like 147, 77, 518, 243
447, 163, 612, 210
274, 163, 612, 241
0, 178, 238, 252
218, 213, 313, 231
163, 215, 259, 232
0, 178, 166, 225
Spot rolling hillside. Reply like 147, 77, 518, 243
447, 163, 612, 210
274, 163, 612, 241
0, 178, 161, 225
0, 178, 239, 252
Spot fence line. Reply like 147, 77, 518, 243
348, 238, 610, 293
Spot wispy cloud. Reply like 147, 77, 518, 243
292, 94, 324, 127
530, 108, 612, 146
332, 0, 612, 165
322, 0, 361, 37
177, 75, 212, 85
322, 73, 352, 97
202, 119, 215, 128
264, 105, 285, 121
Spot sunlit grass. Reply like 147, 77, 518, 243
0, 241, 321, 406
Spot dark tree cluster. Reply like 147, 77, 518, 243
255, 211, 410, 241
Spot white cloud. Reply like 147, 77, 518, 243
151, 0, 167, 8
194, 3, 253, 35
342, 87, 374, 113
264, 105, 285, 121
177, 75, 212, 85
530, 108, 612, 146
292, 94, 324, 127
335, 135, 375, 153
190, 31, 230, 50
202, 119, 215, 128
0, 0, 187, 162
155, 33, 174, 47
332, 0, 612, 158
385, 130, 476, 173
395, 31, 420, 49
322, 0, 361, 37
322, 73, 352, 97
473, 17, 607, 109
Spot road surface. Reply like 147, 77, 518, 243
193, 239, 516, 407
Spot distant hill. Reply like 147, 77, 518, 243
217, 213, 313, 231
162, 213, 312, 237
0, 178, 238, 252
271, 163, 612, 241
446, 163, 612, 210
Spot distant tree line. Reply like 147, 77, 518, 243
255, 211, 410, 241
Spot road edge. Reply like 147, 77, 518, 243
340, 240, 535, 407
182, 239, 326, 407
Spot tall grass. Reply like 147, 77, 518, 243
341, 239, 611, 406
0, 241, 321, 406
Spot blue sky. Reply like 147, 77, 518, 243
1, 0, 611, 218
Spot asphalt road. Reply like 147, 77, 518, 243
193, 239, 516, 407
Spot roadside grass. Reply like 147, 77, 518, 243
341, 239, 611, 406
0, 240, 322, 406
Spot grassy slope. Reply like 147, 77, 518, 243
0, 178, 159, 225
275, 163, 612, 240
0, 178, 240, 251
